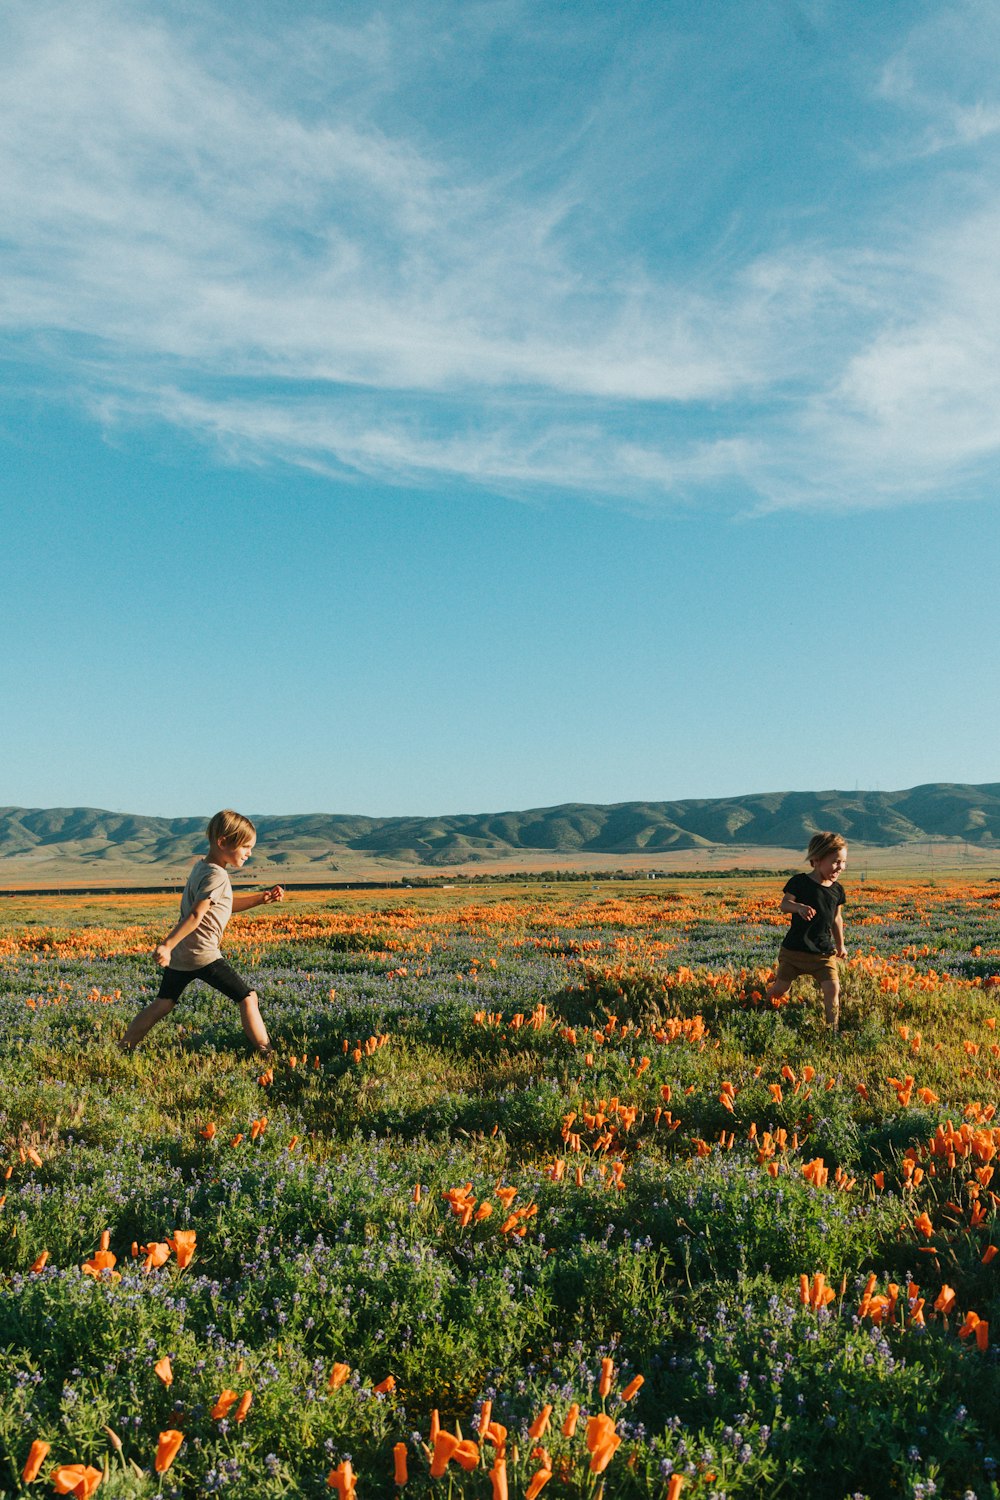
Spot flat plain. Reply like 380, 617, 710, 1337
2, 878, 1000, 1498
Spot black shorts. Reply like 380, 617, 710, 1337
157, 959, 252, 1004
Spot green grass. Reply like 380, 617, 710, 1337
1, 882, 1000, 1498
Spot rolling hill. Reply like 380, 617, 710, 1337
1, 783, 1000, 884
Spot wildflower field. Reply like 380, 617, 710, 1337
2, 877, 1000, 1500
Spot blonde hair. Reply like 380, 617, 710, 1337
206, 809, 256, 848
806, 831, 846, 864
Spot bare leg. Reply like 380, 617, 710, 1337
120, 995, 176, 1052
819, 977, 840, 1031
240, 992, 272, 1055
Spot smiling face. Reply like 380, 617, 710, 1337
811, 846, 847, 883
217, 837, 256, 869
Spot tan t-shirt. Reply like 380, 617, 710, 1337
170, 858, 233, 970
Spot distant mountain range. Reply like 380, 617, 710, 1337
1, 783, 999, 879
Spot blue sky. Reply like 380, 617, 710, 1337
2, 0, 998, 817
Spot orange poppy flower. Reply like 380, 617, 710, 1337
621, 1374, 644, 1401
983, 1245, 999, 1265
430, 1432, 461, 1478
50, 1464, 102, 1497
562, 1403, 580, 1437
142, 1242, 171, 1271
235, 1390, 253, 1423
393, 1443, 408, 1485
958, 1310, 981, 1340
154, 1356, 173, 1386
81, 1248, 118, 1278
478, 1400, 492, 1437
373, 1375, 396, 1394
490, 1457, 508, 1500
598, 1357, 614, 1397
328, 1460, 357, 1498
528, 1405, 552, 1439
155, 1430, 184, 1474
29, 1251, 48, 1273
21, 1439, 50, 1482
167, 1230, 196, 1268
666, 1476, 686, 1500
210, 1389, 238, 1419
328, 1363, 351, 1390
590, 1435, 622, 1474
586, 1414, 616, 1453
976, 1319, 990, 1351
525, 1467, 552, 1499
479, 1424, 504, 1457
453, 1440, 480, 1472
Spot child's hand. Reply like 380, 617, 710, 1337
154, 943, 172, 968
262, 886, 285, 904
797, 902, 816, 921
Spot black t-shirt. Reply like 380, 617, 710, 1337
781, 872, 846, 956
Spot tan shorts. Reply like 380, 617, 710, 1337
774, 946, 839, 986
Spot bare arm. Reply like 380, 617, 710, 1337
779, 892, 816, 921
833, 907, 846, 958
231, 886, 285, 913
154, 897, 212, 968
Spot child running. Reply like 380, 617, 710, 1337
766, 831, 848, 1032
120, 809, 283, 1057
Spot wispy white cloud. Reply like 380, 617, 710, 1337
875, 0, 1000, 157
94, 384, 761, 511
3, 0, 1000, 512
0, 0, 765, 401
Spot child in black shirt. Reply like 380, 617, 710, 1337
766, 832, 847, 1031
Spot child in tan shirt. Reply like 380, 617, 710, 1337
120, 809, 283, 1056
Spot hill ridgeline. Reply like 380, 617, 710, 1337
1, 783, 999, 877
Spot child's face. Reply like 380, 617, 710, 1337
811, 846, 847, 881
221, 838, 255, 869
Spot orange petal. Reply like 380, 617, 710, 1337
393, 1443, 408, 1485
155, 1430, 184, 1474
525, 1467, 553, 1500
211, 1389, 239, 1420
50, 1464, 103, 1497
21, 1439, 50, 1483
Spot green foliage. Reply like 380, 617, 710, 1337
2, 880, 1000, 1497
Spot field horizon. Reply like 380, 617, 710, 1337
3, 783, 1000, 889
